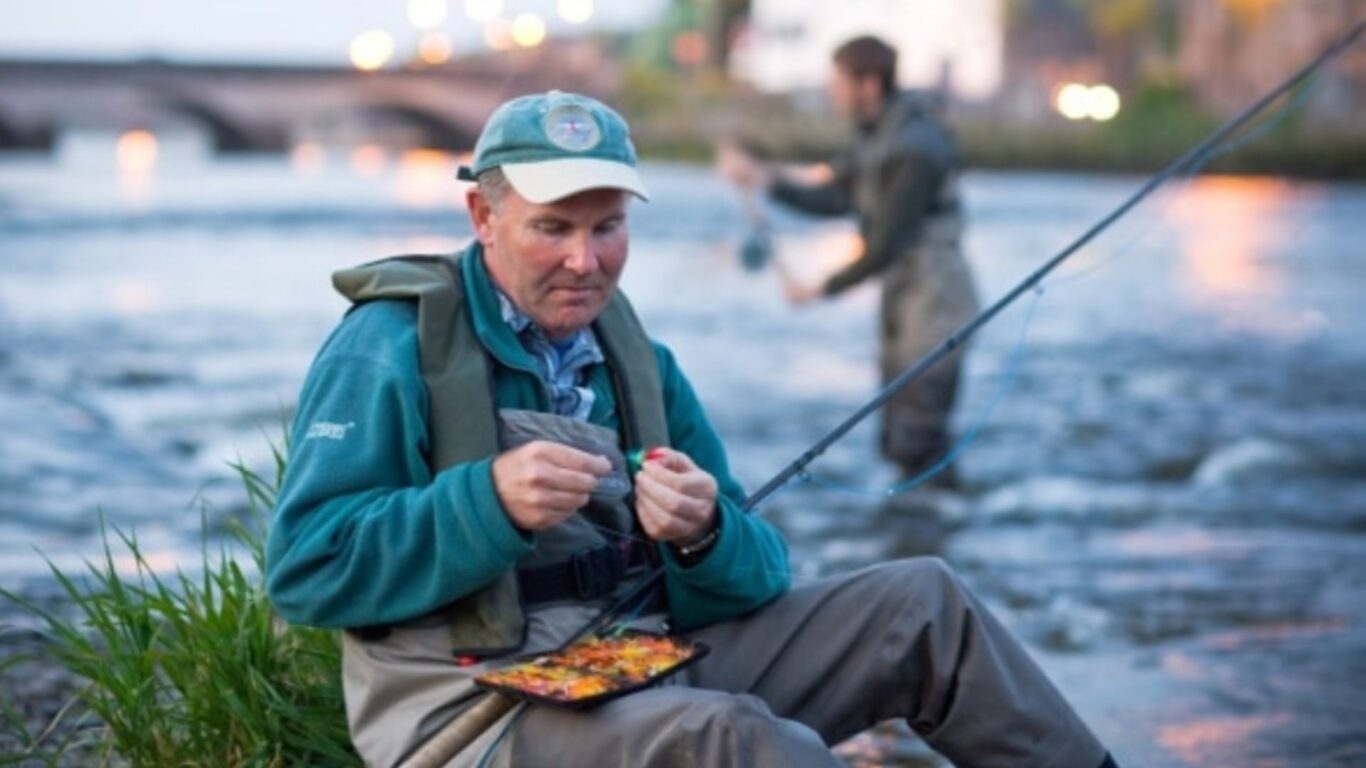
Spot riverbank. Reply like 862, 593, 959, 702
623, 82, 1366, 179
1, 628, 97, 764
635, 126, 1366, 180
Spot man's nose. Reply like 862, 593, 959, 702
563, 233, 599, 275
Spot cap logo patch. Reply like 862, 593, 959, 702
543, 104, 601, 152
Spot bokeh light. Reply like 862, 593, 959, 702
511, 13, 547, 48
290, 142, 326, 174
1054, 82, 1122, 122
465, 0, 502, 23
396, 149, 459, 208
349, 30, 395, 71
557, 0, 594, 24
672, 31, 708, 67
1055, 83, 1091, 121
483, 18, 513, 50
418, 32, 453, 65
116, 130, 158, 172
350, 144, 388, 176
1088, 84, 1122, 121
407, 0, 448, 30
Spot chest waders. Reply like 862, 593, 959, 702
332, 251, 671, 654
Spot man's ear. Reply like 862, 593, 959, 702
466, 187, 495, 246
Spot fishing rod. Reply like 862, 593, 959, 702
582, 14, 1366, 640
402, 18, 1366, 767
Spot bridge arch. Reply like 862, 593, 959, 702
149, 94, 274, 153
0, 109, 21, 148
0, 108, 48, 150
327, 102, 480, 152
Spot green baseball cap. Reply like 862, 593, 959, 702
457, 90, 649, 204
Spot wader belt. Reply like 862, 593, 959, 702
349, 540, 656, 642
516, 539, 652, 606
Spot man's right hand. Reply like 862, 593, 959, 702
491, 441, 611, 531
716, 141, 771, 191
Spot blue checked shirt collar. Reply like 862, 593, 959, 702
495, 290, 604, 421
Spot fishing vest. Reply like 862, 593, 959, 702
331, 250, 670, 653
850, 92, 962, 236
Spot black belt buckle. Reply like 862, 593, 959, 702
572, 544, 623, 600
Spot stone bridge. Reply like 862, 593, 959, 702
0, 45, 618, 153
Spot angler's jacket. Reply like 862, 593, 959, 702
265, 242, 790, 635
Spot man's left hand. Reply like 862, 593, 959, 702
633, 448, 718, 545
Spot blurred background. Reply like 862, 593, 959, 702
3, 0, 1365, 170
1, 1, 1365, 766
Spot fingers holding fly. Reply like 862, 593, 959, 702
640, 452, 715, 500
531, 441, 612, 477
492, 440, 612, 531
635, 486, 706, 542
635, 469, 711, 526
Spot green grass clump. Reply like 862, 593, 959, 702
0, 444, 360, 767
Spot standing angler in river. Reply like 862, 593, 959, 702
265, 91, 1114, 767
719, 35, 980, 490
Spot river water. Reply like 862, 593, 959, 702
1, 140, 1364, 766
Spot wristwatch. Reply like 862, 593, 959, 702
672, 517, 720, 566
669, 513, 721, 563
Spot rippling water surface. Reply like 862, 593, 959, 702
2, 142, 1364, 766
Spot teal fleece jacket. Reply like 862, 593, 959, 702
266, 247, 790, 633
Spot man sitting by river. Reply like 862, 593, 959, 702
265, 91, 1116, 768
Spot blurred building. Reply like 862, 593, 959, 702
728, 0, 1005, 100
991, 0, 1364, 128
1178, 0, 1365, 125
997, 0, 1102, 123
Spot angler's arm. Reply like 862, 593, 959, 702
767, 155, 856, 217
651, 344, 791, 630
266, 310, 532, 629
823, 150, 931, 296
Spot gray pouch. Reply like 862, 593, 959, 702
497, 409, 631, 505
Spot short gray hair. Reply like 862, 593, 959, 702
476, 167, 513, 210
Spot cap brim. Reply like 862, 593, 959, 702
501, 159, 650, 204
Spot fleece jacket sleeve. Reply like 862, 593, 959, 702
265, 304, 533, 629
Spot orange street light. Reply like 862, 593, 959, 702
418, 32, 454, 65
116, 130, 158, 172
